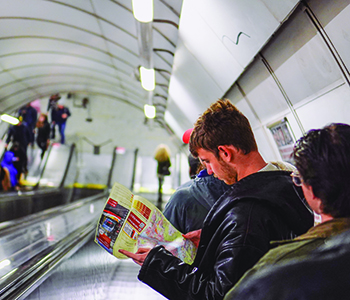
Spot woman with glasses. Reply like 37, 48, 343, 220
225, 123, 350, 300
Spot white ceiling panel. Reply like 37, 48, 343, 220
0, 72, 16, 87
308, 1, 350, 75
193, 0, 281, 69
233, 96, 261, 130
168, 39, 224, 122
262, 9, 343, 105
53, 0, 95, 12
164, 98, 194, 139
238, 59, 290, 124
178, 0, 243, 91
260, 0, 299, 21
100, 22, 138, 54
92, 1, 136, 34
0, 2, 101, 33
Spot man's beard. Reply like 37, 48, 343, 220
218, 158, 238, 185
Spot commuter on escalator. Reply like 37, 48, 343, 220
154, 144, 171, 210
1, 151, 19, 191
9, 142, 28, 183
5, 116, 31, 160
51, 104, 71, 144
36, 113, 51, 159
18, 102, 38, 147
47, 93, 61, 113
163, 152, 231, 234
120, 99, 313, 300
224, 123, 350, 300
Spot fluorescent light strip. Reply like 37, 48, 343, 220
1, 114, 19, 125
140, 67, 155, 91
144, 104, 156, 119
132, 0, 153, 23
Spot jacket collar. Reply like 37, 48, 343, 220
272, 218, 350, 246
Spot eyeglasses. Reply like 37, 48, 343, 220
291, 171, 303, 186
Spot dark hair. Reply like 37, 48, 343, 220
188, 154, 201, 179
189, 99, 257, 158
292, 123, 350, 217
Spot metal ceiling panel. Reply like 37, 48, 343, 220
168, 38, 224, 124
307, 0, 350, 75
237, 59, 290, 124
261, 8, 343, 106
260, 0, 299, 21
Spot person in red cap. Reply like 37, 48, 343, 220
120, 99, 313, 300
182, 128, 193, 144
162, 130, 231, 234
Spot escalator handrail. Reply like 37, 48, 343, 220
130, 147, 139, 191
0, 191, 107, 235
0, 220, 96, 300
107, 145, 118, 189
32, 143, 54, 190
59, 143, 76, 189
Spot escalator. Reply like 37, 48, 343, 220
0, 143, 77, 223
0, 144, 166, 299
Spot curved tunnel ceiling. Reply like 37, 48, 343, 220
0, 0, 182, 123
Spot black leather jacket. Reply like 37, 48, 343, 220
138, 171, 314, 300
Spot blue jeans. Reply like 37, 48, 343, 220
58, 122, 66, 144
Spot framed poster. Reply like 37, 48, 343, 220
268, 118, 295, 163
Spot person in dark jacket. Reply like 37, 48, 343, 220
163, 151, 230, 234
120, 99, 314, 300
9, 142, 28, 181
5, 116, 31, 154
51, 104, 71, 144
163, 168, 231, 233
36, 113, 51, 159
225, 123, 350, 300
18, 102, 38, 146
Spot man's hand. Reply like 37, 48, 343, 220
183, 229, 202, 248
119, 247, 151, 266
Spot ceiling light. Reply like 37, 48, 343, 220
144, 104, 156, 119
140, 66, 155, 91
1, 114, 19, 125
132, 0, 153, 23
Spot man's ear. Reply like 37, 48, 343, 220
303, 184, 323, 214
218, 145, 233, 162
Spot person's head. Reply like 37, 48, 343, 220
2, 151, 14, 165
188, 154, 201, 179
292, 123, 350, 218
17, 116, 23, 125
154, 144, 171, 162
38, 113, 48, 123
189, 99, 258, 185
189, 99, 257, 158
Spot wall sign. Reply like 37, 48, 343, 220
268, 118, 295, 163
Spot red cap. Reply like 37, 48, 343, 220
182, 128, 193, 144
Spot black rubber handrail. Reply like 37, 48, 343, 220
0, 193, 108, 299
0, 191, 107, 234
32, 143, 54, 190
130, 147, 139, 191
0, 221, 96, 300
107, 145, 118, 189
59, 143, 77, 189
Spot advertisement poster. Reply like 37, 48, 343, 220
268, 118, 295, 163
